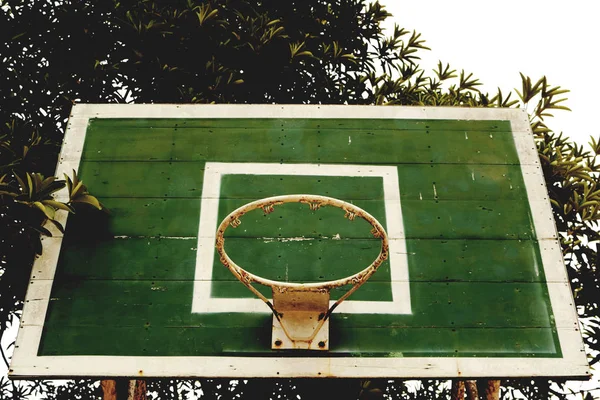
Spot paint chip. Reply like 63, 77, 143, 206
262, 236, 315, 243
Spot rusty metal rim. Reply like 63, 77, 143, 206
215, 194, 389, 290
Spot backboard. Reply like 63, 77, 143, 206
10, 105, 589, 378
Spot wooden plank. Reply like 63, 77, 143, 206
78, 162, 529, 201
78, 161, 206, 198
71, 192, 536, 241
406, 239, 546, 282
55, 238, 197, 280
94, 198, 200, 237
54, 237, 548, 283
88, 117, 513, 132
39, 325, 272, 356
396, 164, 528, 201
401, 200, 535, 240
42, 280, 554, 328
42, 300, 270, 328
79, 163, 387, 200
220, 174, 385, 200
81, 127, 519, 164
84, 197, 386, 238
212, 198, 534, 240
333, 326, 559, 357
37, 325, 559, 357
312, 129, 518, 166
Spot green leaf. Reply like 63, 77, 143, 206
14, 173, 25, 194
48, 218, 65, 234
71, 180, 84, 198
295, 51, 314, 58
64, 172, 73, 194
26, 173, 33, 198
42, 199, 75, 213
32, 224, 52, 237
72, 194, 102, 210
33, 201, 55, 220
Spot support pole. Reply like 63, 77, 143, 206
101, 380, 117, 400
102, 380, 146, 400
465, 380, 479, 400
451, 380, 465, 400
484, 380, 500, 400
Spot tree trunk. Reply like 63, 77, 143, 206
102, 379, 146, 400
451, 380, 465, 400
101, 380, 117, 400
484, 380, 500, 400
465, 380, 479, 400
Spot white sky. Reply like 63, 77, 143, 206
378, 0, 600, 392
379, 0, 600, 147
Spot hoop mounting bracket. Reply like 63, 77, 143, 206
271, 287, 330, 350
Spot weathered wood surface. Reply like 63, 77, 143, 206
10, 105, 588, 379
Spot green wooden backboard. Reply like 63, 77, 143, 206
10, 105, 589, 378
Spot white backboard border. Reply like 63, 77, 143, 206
9, 104, 590, 379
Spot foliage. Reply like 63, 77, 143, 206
1, 0, 599, 399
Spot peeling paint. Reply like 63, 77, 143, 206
262, 236, 316, 243
464, 132, 469, 140
432, 183, 438, 199
471, 171, 475, 181
419, 192, 423, 200
280, 237, 315, 242
348, 136, 352, 145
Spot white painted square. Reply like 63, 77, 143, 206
192, 162, 412, 314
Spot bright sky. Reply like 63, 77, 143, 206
379, 0, 600, 392
380, 0, 599, 147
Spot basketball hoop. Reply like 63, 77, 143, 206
215, 194, 389, 350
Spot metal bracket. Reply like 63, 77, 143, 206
271, 288, 330, 350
